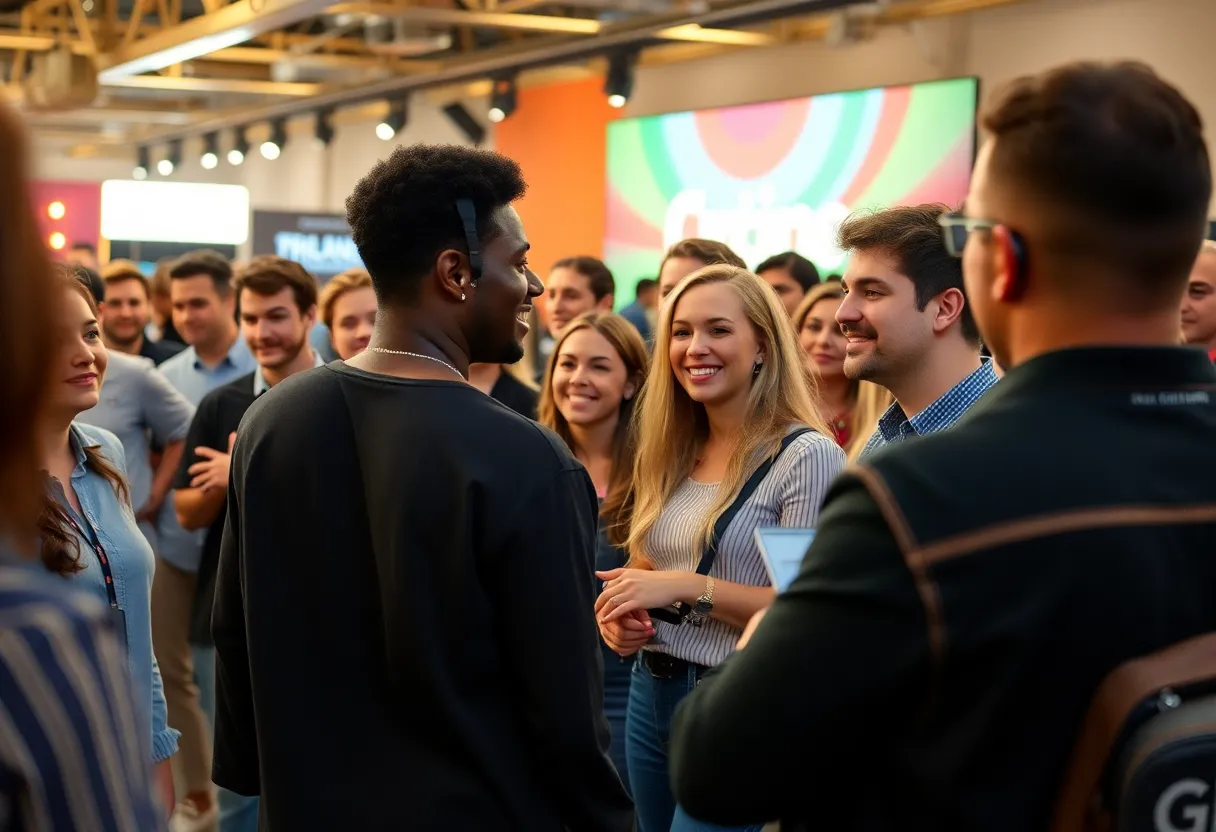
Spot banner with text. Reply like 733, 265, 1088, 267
251, 211, 363, 281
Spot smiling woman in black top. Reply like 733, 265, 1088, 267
212, 145, 633, 831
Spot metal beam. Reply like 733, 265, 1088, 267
654, 23, 775, 45
137, 0, 860, 145
323, 3, 602, 34
94, 0, 337, 80
201, 45, 441, 73
102, 74, 328, 94
23, 106, 198, 123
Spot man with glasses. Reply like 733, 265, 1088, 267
668, 60, 1216, 831
831, 203, 997, 458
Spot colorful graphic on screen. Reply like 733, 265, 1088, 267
604, 77, 978, 282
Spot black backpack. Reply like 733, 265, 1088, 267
1053, 632, 1216, 832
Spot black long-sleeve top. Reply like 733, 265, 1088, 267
211, 361, 633, 831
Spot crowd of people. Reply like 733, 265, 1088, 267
2, 57, 1216, 832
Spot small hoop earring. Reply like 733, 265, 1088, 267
752, 360, 762, 376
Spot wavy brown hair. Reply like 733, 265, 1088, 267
39, 270, 132, 576
538, 312, 649, 546
0, 102, 57, 554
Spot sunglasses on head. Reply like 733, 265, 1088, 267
937, 210, 998, 257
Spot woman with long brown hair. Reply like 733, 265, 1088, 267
594, 265, 845, 832
538, 311, 649, 792
38, 268, 179, 809
0, 100, 161, 829
792, 282, 892, 460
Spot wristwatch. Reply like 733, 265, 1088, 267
686, 576, 715, 627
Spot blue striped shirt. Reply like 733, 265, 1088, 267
0, 563, 161, 831
859, 359, 999, 460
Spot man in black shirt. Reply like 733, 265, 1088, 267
175, 256, 323, 645
669, 61, 1216, 830
172, 256, 322, 827
212, 145, 633, 831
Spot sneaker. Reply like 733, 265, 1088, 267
170, 798, 218, 832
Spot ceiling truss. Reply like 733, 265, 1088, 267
4, 0, 1028, 157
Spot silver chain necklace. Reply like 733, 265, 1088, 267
366, 347, 464, 379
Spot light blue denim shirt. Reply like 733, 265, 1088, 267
157, 337, 256, 572
58, 423, 180, 764
76, 351, 195, 553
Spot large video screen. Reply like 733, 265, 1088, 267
604, 77, 978, 284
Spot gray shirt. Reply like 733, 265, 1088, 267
644, 428, 844, 668
77, 351, 195, 552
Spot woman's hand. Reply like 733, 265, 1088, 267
599, 608, 655, 657
595, 568, 701, 624
153, 759, 175, 820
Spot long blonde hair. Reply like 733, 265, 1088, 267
792, 283, 892, 461
626, 265, 829, 566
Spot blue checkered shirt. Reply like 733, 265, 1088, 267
858, 359, 999, 460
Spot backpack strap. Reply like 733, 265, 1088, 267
1052, 631, 1216, 832
693, 427, 813, 576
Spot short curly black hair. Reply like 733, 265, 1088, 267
346, 144, 527, 304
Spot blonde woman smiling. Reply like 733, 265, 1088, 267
595, 265, 845, 832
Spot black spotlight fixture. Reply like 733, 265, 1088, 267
229, 126, 250, 166
200, 132, 220, 170
376, 98, 408, 141
133, 146, 149, 180
314, 108, 335, 148
261, 117, 287, 161
488, 76, 517, 123
157, 138, 182, 177
442, 102, 487, 146
604, 51, 637, 109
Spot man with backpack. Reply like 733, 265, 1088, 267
668, 60, 1216, 831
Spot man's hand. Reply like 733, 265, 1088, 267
188, 432, 235, 493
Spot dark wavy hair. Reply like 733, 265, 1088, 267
40, 269, 132, 576
538, 312, 649, 546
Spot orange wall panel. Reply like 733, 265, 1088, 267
495, 76, 615, 289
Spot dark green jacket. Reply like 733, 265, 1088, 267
670, 346, 1216, 831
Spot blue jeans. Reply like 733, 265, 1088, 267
194, 646, 260, 832
625, 656, 763, 832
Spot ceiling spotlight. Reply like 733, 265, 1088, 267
376, 99, 407, 141
133, 146, 149, 180
314, 109, 335, 149
200, 132, 219, 170
261, 118, 287, 160
604, 52, 636, 109
488, 76, 517, 123
157, 139, 181, 177
229, 126, 249, 166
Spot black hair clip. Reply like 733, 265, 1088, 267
455, 198, 482, 284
